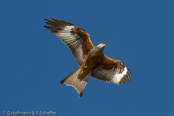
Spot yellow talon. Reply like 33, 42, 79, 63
84, 65, 87, 69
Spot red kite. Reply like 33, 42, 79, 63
44, 18, 132, 97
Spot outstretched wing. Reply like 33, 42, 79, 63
91, 55, 132, 85
44, 18, 94, 66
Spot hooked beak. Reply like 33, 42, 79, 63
101, 43, 106, 47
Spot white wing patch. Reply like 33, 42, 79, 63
63, 25, 75, 30
56, 25, 75, 39
54, 25, 84, 66
56, 25, 79, 45
44, 19, 92, 66
112, 67, 128, 85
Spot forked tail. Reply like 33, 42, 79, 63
60, 68, 91, 97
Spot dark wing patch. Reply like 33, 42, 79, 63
44, 18, 94, 66
92, 55, 132, 85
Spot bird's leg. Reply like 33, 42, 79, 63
83, 65, 88, 69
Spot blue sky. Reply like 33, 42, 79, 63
0, 0, 173, 116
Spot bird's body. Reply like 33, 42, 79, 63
44, 18, 132, 97
78, 44, 105, 80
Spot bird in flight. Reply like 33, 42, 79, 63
44, 18, 132, 97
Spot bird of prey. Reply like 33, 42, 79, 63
44, 18, 132, 97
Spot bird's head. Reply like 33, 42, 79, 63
95, 43, 106, 53
96, 43, 106, 49
90, 43, 106, 55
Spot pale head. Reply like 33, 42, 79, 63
96, 43, 106, 49
94, 43, 106, 54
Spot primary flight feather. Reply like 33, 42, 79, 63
44, 18, 132, 97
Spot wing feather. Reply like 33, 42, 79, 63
44, 18, 94, 66
92, 55, 132, 85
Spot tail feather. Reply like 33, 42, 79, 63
60, 68, 91, 97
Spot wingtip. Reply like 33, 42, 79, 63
44, 26, 54, 30
44, 18, 56, 21
44, 25, 47, 28
44, 19, 49, 22
44, 25, 50, 28
50, 18, 55, 20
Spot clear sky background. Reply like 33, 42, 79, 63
0, 0, 173, 116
